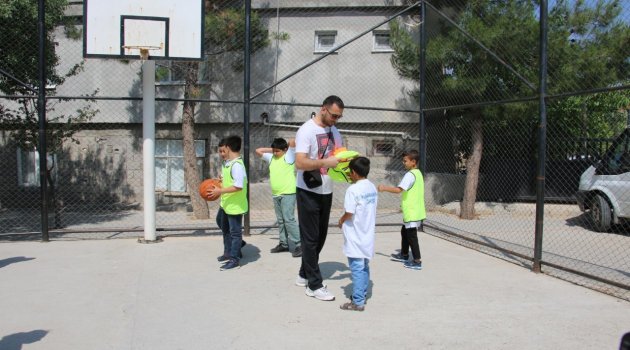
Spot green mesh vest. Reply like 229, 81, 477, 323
401, 169, 426, 223
220, 158, 248, 215
269, 154, 296, 196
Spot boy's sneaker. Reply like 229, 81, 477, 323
403, 260, 422, 270
305, 286, 335, 301
390, 253, 409, 262
218, 241, 246, 263
270, 244, 289, 253
340, 302, 365, 312
220, 259, 240, 271
295, 275, 307, 287
291, 246, 302, 258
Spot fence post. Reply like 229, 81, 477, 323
38, 0, 49, 242
243, 0, 252, 236
533, 0, 549, 273
419, 1, 427, 173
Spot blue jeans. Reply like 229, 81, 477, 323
215, 208, 243, 261
272, 194, 300, 248
348, 257, 370, 306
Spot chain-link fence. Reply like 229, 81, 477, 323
1, 0, 629, 300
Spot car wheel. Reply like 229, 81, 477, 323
590, 194, 612, 232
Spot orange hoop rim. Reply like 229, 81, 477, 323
121, 45, 163, 60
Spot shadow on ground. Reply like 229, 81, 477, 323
0, 330, 48, 350
0, 256, 35, 268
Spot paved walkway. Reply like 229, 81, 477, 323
1, 228, 629, 350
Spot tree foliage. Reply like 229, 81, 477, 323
391, 0, 629, 136
0, 0, 98, 153
546, 0, 630, 140
0, 0, 68, 94
389, 0, 630, 216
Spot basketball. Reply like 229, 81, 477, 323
199, 178, 222, 201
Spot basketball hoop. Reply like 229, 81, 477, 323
122, 44, 163, 61
84, 1, 204, 61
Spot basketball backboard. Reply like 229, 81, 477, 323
83, 0, 204, 60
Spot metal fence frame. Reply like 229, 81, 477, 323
2, 0, 629, 298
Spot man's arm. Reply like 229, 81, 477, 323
295, 152, 340, 171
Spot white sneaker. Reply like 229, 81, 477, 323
305, 286, 335, 301
295, 275, 307, 287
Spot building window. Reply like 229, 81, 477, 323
372, 30, 393, 52
155, 139, 205, 192
372, 140, 396, 156
17, 149, 56, 187
156, 61, 184, 83
315, 31, 337, 53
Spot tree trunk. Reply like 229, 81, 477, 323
460, 111, 483, 220
181, 62, 209, 219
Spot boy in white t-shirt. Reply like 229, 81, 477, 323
337, 157, 378, 311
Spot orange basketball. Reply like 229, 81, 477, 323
199, 178, 222, 201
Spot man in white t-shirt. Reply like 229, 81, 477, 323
293, 95, 344, 301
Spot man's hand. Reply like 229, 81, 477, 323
296, 153, 340, 171
321, 156, 340, 169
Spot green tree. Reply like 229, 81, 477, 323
173, 3, 270, 220
390, 0, 629, 218
547, 91, 630, 161
0, 0, 98, 226
546, 0, 630, 144
0, 0, 99, 148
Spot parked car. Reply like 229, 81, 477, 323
576, 128, 630, 232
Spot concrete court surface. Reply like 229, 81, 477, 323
0, 228, 629, 350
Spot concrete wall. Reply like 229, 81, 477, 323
424, 172, 465, 208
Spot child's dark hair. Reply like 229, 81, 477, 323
349, 157, 370, 178
402, 150, 420, 164
219, 135, 242, 152
270, 138, 288, 150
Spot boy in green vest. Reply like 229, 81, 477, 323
377, 150, 425, 270
209, 135, 248, 271
255, 138, 302, 257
